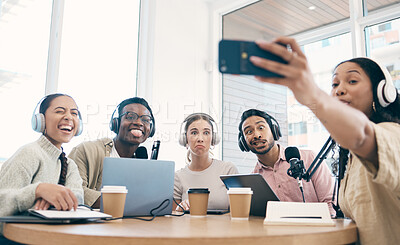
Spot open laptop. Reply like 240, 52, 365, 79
101, 157, 175, 217
220, 173, 279, 217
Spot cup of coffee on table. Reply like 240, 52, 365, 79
187, 188, 210, 217
227, 187, 253, 220
101, 186, 128, 218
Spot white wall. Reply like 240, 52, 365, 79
137, 0, 218, 171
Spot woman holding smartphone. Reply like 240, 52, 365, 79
173, 113, 238, 211
249, 37, 400, 245
0, 93, 84, 220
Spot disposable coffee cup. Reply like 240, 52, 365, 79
187, 188, 210, 217
227, 187, 253, 220
101, 185, 128, 218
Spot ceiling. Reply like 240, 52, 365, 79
223, 0, 400, 41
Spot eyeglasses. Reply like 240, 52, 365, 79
120, 111, 153, 125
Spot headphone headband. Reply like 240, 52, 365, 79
365, 57, 397, 107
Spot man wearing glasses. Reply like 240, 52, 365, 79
69, 97, 155, 208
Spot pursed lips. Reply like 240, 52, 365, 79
339, 99, 350, 105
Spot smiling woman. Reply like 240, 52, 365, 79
0, 93, 84, 223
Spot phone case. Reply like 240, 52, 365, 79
218, 40, 287, 77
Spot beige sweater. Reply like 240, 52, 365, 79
68, 138, 114, 206
0, 135, 83, 233
174, 159, 239, 210
339, 122, 400, 245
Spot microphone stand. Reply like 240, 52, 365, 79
302, 136, 345, 218
302, 137, 336, 182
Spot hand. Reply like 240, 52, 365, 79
35, 183, 78, 211
34, 198, 51, 210
249, 37, 322, 108
175, 199, 190, 211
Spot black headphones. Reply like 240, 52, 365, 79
238, 109, 281, 152
109, 99, 155, 137
178, 113, 221, 146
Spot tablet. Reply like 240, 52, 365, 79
220, 173, 280, 217
0, 212, 72, 224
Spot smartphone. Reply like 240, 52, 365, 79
218, 39, 287, 77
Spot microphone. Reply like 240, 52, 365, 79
150, 140, 160, 160
285, 146, 306, 202
286, 147, 306, 180
135, 146, 148, 159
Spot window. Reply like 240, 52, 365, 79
366, 18, 400, 90
287, 33, 352, 151
57, 0, 141, 152
0, 0, 53, 160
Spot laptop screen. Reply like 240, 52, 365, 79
101, 157, 175, 217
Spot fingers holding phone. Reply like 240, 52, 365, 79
218, 39, 287, 77
250, 37, 321, 106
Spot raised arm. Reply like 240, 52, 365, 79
249, 37, 377, 165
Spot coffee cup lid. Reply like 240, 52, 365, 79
227, 187, 253, 194
187, 188, 210, 194
101, 185, 128, 193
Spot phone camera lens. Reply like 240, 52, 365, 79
220, 66, 227, 72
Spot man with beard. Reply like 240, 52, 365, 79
238, 109, 335, 216
69, 97, 155, 208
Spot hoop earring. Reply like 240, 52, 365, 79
372, 101, 377, 113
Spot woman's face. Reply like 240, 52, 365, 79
186, 119, 213, 157
331, 62, 374, 117
44, 96, 80, 149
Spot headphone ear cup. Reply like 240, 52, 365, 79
178, 132, 187, 147
377, 79, 397, 107
238, 133, 250, 152
212, 132, 221, 146
75, 118, 83, 136
109, 118, 119, 134
149, 124, 155, 137
32, 113, 45, 133
272, 124, 281, 141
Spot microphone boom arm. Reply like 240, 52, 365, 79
303, 137, 335, 182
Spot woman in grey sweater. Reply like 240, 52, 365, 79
0, 93, 84, 219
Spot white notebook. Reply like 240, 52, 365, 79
264, 201, 335, 226
28, 207, 111, 220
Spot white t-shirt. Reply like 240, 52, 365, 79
174, 159, 238, 210
110, 143, 120, 158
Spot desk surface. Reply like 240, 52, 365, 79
4, 214, 357, 245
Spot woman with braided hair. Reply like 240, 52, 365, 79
0, 93, 84, 221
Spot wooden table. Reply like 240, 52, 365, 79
4, 214, 357, 245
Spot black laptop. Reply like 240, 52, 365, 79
220, 173, 279, 217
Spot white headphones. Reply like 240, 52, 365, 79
368, 58, 398, 107
178, 113, 221, 147
31, 95, 83, 136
